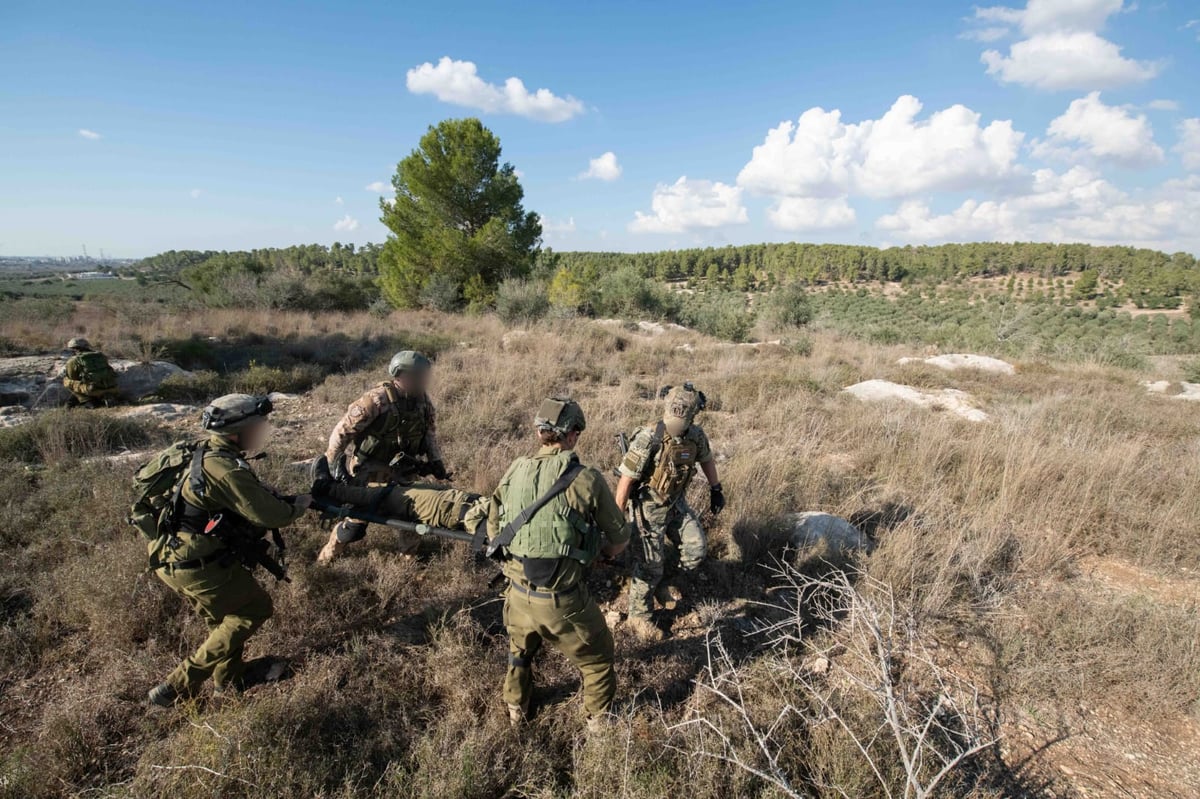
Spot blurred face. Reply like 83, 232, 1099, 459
563, 429, 582, 450
236, 418, 272, 455
397, 367, 431, 395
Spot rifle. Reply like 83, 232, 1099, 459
309, 497, 477, 545
204, 513, 290, 582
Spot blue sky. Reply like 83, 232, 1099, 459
2, 0, 1198, 257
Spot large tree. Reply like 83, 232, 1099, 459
378, 118, 542, 308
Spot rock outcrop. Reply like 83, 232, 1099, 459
843, 379, 990, 422
0, 356, 190, 408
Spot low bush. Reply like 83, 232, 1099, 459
0, 410, 161, 464
495, 279, 549, 323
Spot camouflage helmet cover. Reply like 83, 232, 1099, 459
535, 397, 586, 435
66, 337, 92, 351
202, 393, 274, 433
388, 350, 432, 377
661, 382, 706, 435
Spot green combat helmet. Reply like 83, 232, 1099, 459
535, 397, 587, 436
66, 337, 92, 351
388, 350, 432, 377
661, 382, 707, 436
202, 394, 274, 433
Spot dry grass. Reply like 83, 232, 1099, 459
1, 305, 1199, 797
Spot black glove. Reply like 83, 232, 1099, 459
330, 453, 351, 483
709, 484, 726, 515
428, 460, 452, 481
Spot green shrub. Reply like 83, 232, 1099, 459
419, 273, 463, 313
759, 283, 813, 330
495, 279, 549, 323
154, 370, 228, 403
678, 290, 755, 343
592, 267, 678, 319
0, 410, 160, 464
231, 363, 325, 395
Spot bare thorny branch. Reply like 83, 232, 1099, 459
671, 564, 999, 799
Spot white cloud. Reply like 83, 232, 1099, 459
406, 57, 584, 123
580, 151, 621, 181
629, 176, 748, 234
335, 196, 344, 205
877, 167, 1200, 253
961, 26, 1012, 42
189, 188, 203, 199
333, 215, 360, 232
767, 197, 856, 231
78, 128, 101, 140
514, 168, 525, 179
976, 0, 1126, 35
1033, 92, 1163, 166
1147, 100, 1179, 111
364, 181, 391, 193
737, 95, 1025, 200
982, 32, 1157, 90
1178, 119, 1200, 171
973, 1, 1156, 90
1187, 20, 1199, 40
542, 216, 576, 233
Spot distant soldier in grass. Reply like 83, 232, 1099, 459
486, 398, 630, 727
62, 337, 120, 408
138, 394, 312, 706
616, 382, 724, 641
317, 350, 451, 563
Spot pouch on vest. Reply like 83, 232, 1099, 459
648, 434, 700, 503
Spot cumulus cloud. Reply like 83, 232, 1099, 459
333, 215, 360, 232
961, 26, 1011, 42
1178, 119, 1200, 171
406, 57, 584, 123
364, 181, 391, 193
78, 128, 101, 140
1033, 92, 1163, 166
877, 167, 1200, 253
335, 195, 344, 205
737, 95, 1025, 200
629, 177, 748, 234
974, 0, 1157, 90
580, 151, 621, 181
767, 197, 857, 231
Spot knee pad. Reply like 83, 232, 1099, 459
336, 520, 368, 544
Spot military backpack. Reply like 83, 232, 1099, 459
128, 440, 203, 541
70, 351, 118, 391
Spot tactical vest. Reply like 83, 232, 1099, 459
502, 451, 597, 565
648, 431, 700, 503
68, 352, 118, 391
354, 382, 430, 464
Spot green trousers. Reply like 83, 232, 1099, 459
503, 582, 616, 717
628, 495, 707, 620
156, 561, 273, 694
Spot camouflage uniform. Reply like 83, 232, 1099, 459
489, 424, 630, 719
321, 380, 443, 558
619, 423, 713, 621
320, 481, 485, 532
62, 340, 120, 407
151, 433, 305, 696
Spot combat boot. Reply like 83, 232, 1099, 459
626, 615, 664, 643
316, 529, 345, 564
147, 683, 180, 707
654, 582, 683, 610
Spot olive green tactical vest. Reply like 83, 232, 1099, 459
648, 432, 699, 503
502, 451, 597, 564
355, 382, 430, 464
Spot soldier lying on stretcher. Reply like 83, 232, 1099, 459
309, 455, 489, 544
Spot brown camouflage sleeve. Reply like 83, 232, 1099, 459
325, 388, 385, 461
